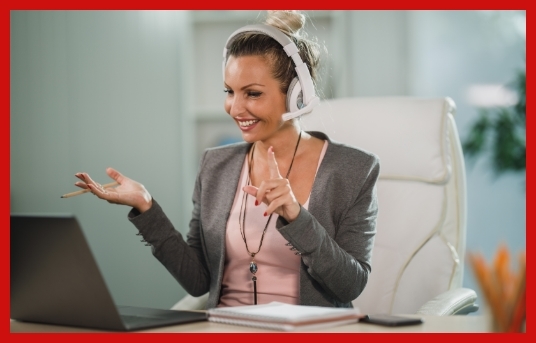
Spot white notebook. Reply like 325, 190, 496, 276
207, 301, 364, 332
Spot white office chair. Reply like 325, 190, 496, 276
172, 97, 478, 316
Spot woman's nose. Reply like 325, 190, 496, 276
226, 95, 244, 117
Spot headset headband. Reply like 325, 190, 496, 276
222, 24, 319, 120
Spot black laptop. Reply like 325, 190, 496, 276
10, 214, 207, 331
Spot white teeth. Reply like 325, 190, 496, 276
238, 120, 259, 127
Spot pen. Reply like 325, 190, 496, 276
61, 181, 119, 198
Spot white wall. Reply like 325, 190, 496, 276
348, 10, 410, 96
11, 10, 196, 309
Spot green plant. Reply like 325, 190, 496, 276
463, 67, 526, 175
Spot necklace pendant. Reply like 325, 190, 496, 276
249, 261, 258, 274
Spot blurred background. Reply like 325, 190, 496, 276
10, 10, 525, 315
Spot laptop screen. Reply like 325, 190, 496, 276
10, 214, 128, 330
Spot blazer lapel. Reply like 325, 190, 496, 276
202, 143, 251, 272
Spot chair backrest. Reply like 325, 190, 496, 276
301, 97, 467, 314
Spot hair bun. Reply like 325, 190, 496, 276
265, 10, 305, 36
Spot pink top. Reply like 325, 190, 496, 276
218, 140, 329, 307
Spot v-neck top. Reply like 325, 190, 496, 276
218, 140, 328, 307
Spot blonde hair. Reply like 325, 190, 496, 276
226, 10, 321, 95
265, 10, 305, 36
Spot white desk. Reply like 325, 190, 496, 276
10, 315, 491, 333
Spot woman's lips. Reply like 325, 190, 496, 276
236, 119, 259, 131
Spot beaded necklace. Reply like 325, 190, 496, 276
238, 131, 302, 305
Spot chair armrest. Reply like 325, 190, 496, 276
416, 288, 479, 315
170, 293, 209, 311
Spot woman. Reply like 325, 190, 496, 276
75, 10, 380, 309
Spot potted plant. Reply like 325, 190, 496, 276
462, 64, 526, 177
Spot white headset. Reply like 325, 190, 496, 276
222, 24, 320, 121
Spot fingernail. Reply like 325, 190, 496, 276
263, 212, 267, 217
255, 200, 259, 206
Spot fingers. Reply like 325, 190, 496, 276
76, 172, 99, 188
243, 146, 300, 220
260, 182, 292, 215
249, 178, 291, 209
75, 168, 123, 188
74, 181, 89, 189
243, 185, 258, 197
87, 183, 121, 203
106, 167, 125, 185
262, 184, 288, 204
264, 196, 289, 217
250, 147, 292, 215
267, 146, 282, 179
249, 180, 297, 219
72, 168, 132, 206
74, 169, 122, 200
243, 185, 288, 214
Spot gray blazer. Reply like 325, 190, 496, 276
129, 131, 380, 309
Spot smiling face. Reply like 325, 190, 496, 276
224, 55, 290, 143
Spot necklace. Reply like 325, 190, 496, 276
238, 130, 303, 305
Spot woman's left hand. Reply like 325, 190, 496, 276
243, 146, 301, 222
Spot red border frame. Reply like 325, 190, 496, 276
4, 2, 530, 342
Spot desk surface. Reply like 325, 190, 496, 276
11, 315, 491, 333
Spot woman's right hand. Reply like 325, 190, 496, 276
74, 167, 153, 213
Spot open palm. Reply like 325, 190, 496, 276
74, 167, 153, 212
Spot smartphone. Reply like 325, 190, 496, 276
359, 314, 423, 327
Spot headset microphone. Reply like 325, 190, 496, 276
282, 97, 320, 121
223, 24, 320, 121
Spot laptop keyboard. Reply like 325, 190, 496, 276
118, 307, 207, 330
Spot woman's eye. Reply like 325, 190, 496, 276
223, 89, 233, 95
248, 91, 261, 98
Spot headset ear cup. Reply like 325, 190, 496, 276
286, 77, 303, 113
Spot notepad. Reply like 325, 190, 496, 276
207, 301, 364, 331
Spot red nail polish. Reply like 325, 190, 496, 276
263, 212, 267, 217
255, 200, 259, 206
